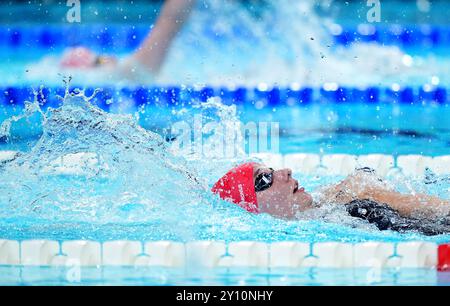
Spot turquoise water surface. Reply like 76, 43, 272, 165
0, 0, 449, 286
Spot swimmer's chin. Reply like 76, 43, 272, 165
289, 194, 316, 220
295, 191, 315, 211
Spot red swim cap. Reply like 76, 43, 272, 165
211, 162, 258, 213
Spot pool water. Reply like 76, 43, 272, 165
2, 100, 449, 156
0, 0, 449, 286
0, 93, 448, 245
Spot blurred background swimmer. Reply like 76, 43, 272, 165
59, 0, 196, 79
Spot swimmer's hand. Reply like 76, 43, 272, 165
59, 47, 154, 83
60, 47, 117, 69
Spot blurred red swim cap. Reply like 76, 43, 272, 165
211, 162, 258, 213
60, 47, 97, 68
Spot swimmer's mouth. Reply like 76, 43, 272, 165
293, 180, 305, 194
293, 180, 299, 194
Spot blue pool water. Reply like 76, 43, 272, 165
0, 0, 449, 286
0, 92, 448, 245
2, 97, 449, 156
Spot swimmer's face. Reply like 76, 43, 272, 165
254, 164, 313, 219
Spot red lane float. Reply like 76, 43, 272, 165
438, 244, 450, 272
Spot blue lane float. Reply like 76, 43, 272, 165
0, 25, 152, 52
0, 24, 449, 50
0, 86, 447, 109
333, 24, 450, 46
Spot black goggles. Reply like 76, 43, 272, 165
254, 168, 274, 192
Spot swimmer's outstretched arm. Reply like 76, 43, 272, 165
359, 187, 450, 219
59, 0, 195, 75
130, 0, 196, 74
318, 172, 450, 219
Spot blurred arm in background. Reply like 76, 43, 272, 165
130, 0, 196, 74
60, 0, 196, 77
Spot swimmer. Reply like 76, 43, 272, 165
212, 162, 450, 236
59, 0, 196, 76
